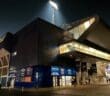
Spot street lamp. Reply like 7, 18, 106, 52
12, 51, 17, 56
49, 0, 58, 24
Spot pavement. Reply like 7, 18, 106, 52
1, 84, 110, 96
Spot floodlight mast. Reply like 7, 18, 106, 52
49, 0, 58, 24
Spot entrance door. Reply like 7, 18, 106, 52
60, 76, 72, 86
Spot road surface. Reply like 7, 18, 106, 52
1, 85, 110, 96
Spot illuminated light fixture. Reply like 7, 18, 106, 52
49, 0, 58, 10
70, 54, 73, 58
12, 51, 17, 56
74, 43, 79, 47
89, 47, 94, 52
84, 21, 90, 29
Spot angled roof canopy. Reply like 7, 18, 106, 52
66, 15, 110, 53
68, 17, 95, 40
59, 41, 110, 61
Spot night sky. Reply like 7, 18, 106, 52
0, 0, 110, 36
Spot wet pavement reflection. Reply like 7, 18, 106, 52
1, 85, 110, 96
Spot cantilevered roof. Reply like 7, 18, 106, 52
67, 15, 110, 53
59, 40, 110, 61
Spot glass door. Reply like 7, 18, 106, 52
60, 76, 72, 87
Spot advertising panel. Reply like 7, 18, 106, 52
15, 66, 33, 82
51, 66, 76, 76
65, 68, 76, 76
51, 66, 60, 76
105, 64, 110, 78
24, 76, 32, 82
25, 67, 33, 76
60, 68, 65, 75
